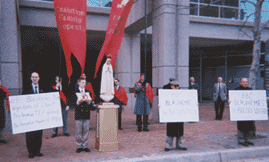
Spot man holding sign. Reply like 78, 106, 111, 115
22, 72, 45, 159
232, 78, 255, 147
160, 81, 188, 152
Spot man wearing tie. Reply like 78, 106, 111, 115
22, 72, 45, 159
213, 77, 227, 120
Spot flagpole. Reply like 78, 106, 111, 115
144, 0, 147, 80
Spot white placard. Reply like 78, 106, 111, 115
229, 90, 268, 121
158, 89, 199, 123
9, 92, 63, 134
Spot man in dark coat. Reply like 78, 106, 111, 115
22, 72, 45, 158
73, 77, 95, 153
134, 74, 154, 132
234, 78, 255, 147
163, 78, 175, 89
163, 81, 187, 151
0, 80, 10, 144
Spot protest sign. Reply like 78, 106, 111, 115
229, 90, 268, 121
9, 92, 63, 134
158, 89, 199, 123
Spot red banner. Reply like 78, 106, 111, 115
54, 0, 87, 82
94, 0, 134, 78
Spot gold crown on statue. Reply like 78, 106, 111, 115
107, 54, 112, 59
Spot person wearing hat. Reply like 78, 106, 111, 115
163, 78, 175, 89
161, 80, 188, 151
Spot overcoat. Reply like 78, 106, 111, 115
134, 82, 150, 115
234, 85, 255, 136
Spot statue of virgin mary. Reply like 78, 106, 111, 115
100, 54, 114, 102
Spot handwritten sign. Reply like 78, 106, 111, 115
158, 89, 199, 123
229, 90, 268, 121
9, 92, 63, 134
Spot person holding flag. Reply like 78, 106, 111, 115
113, 78, 128, 130
134, 74, 154, 132
51, 76, 70, 138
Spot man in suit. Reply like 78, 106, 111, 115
74, 77, 94, 153
189, 77, 198, 90
51, 76, 70, 138
113, 78, 128, 130
22, 72, 45, 159
213, 77, 227, 120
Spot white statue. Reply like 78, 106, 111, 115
100, 55, 114, 102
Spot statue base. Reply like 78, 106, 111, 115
95, 102, 119, 152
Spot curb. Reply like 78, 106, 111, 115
101, 146, 269, 162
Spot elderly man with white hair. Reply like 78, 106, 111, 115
213, 77, 227, 120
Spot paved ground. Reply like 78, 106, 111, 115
0, 104, 269, 162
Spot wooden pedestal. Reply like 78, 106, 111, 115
95, 102, 119, 152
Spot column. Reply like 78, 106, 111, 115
176, 0, 190, 89
0, 0, 22, 95
114, 32, 140, 110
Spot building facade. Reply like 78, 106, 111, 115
1, 0, 269, 122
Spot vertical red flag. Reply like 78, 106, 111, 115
94, 0, 134, 79
54, 0, 87, 82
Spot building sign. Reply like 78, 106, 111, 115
229, 90, 268, 121
9, 92, 63, 134
159, 89, 199, 123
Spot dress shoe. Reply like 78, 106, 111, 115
118, 127, 123, 130
164, 148, 170, 151
29, 154, 35, 159
138, 128, 142, 132
143, 128, 149, 132
0, 140, 7, 144
63, 133, 70, 137
238, 141, 249, 146
83, 148, 91, 152
51, 134, 58, 138
76, 148, 83, 153
246, 141, 254, 146
176, 146, 188, 150
36, 152, 44, 157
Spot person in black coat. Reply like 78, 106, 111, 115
233, 78, 255, 147
22, 72, 46, 159
161, 81, 187, 152
163, 78, 175, 89
72, 77, 95, 153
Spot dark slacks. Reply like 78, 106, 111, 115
136, 115, 148, 129
214, 96, 225, 120
26, 130, 43, 155
118, 112, 122, 128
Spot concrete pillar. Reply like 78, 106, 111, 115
0, 0, 22, 95
151, 0, 190, 122
176, 0, 189, 89
114, 32, 140, 110
0, 0, 22, 132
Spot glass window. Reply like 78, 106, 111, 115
190, 4, 198, 16
220, 7, 238, 19
200, 5, 219, 18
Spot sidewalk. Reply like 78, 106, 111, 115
0, 105, 269, 162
